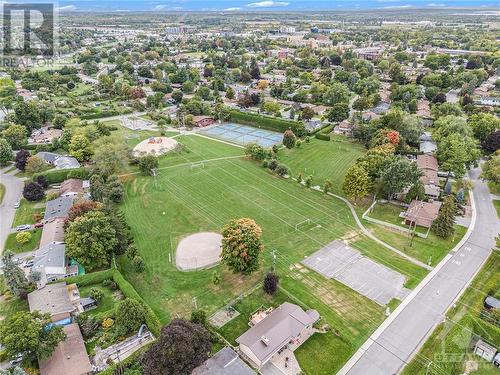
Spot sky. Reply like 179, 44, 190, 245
50, 0, 500, 12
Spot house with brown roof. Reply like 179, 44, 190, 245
60, 179, 89, 198
403, 200, 442, 228
236, 302, 319, 368
39, 323, 92, 375
416, 154, 440, 200
192, 115, 216, 127
334, 119, 353, 136
29, 127, 63, 144
39, 218, 66, 248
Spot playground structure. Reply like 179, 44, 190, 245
132, 136, 178, 156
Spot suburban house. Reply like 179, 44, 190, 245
28, 282, 81, 324
419, 132, 437, 154
39, 323, 92, 375
193, 115, 216, 127
416, 99, 433, 126
36, 151, 81, 170
416, 154, 440, 200
192, 347, 254, 375
29, 127, 63, 144
236, 302, 319, 368
334, 119, 353, 136
60, 178, 89, 198
31, 243, 78, 286
43, 196, 75, 222
403, 200, 442, 229
39, 218, 66, 248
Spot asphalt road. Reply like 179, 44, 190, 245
0, 165, 24, 253
339, 166, 500, 375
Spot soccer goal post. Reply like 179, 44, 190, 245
295, 218, 311, 230
190, 162, 205, 169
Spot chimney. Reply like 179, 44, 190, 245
261, 336, 270, 345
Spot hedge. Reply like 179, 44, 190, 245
315, 133, 331, 141
80, 108, 132, 120
32, 167, 89, 184
112, 270, 161, 337
61, 269, 114, 287
229, 110, 307, 137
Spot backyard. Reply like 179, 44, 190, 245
277, 137, 365, 195
118, 134, 428, 373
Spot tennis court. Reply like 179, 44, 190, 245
198, 123, 283, 147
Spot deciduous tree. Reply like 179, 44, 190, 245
282, 129, 296, 149
342, 164, 372, 201
115, 298, 145, 335
221, 218, 264, 274
0, 138, 12, 166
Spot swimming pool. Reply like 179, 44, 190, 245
198, 123, 283, 147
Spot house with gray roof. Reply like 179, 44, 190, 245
43, 196, 74, 222
28, 282, 80, 323
54, 155, 80, 170
236, 302, 319, 368
37, 151, 60, 164
192, 347, 254, 375
32, 243, 78, 286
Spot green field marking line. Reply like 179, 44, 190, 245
117, 155, 245, 178
217, 157, 431, 278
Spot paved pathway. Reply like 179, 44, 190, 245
338, 165, 500, 375
0, 165, 24, 253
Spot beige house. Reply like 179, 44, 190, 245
236, 302, 319, 368
39, 323, 92, 375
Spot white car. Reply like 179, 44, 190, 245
13, 202, 20, 209
24, 260, 34, 268
15, 224, 31, 231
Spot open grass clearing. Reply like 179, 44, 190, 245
79, 284, 123, 317
277, 137, 365, 195
493, 200, 500, 219
4, 229, 42, 254
365, 222, 467, 268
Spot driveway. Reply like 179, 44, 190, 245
0, 166, 24, 253
338, 165, 500, 375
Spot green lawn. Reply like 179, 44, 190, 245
4, 229, 42, 253
119, 134, 427, 373
365, 202, 428, 235
365, 223, 467, 268
402, 251, 500, 375
79, 284, 122, 317
12, 199, 45, 227
277, 137, 365, 195
493, 200, 500, 219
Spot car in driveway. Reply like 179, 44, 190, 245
13, 202, 20, 209
23, 259, 34, 268
34, 222, 44, 228
15, 224, 31, 231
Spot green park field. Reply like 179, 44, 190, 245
118, 134, 429, 373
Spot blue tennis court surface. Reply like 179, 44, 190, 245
198, 123, 283, 147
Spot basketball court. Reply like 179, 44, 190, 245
302, 240, 410, 305
198, 123, 283, 147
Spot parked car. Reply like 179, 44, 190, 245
9, 354, 23, 366
15, 224, 31, 231
24, 260, 34, 268
13, 202, 20, 209
34, 222, 44, 228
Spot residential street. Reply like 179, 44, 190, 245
0, 166, 24, 253
339, 165, 500, 375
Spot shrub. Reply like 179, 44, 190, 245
102, 318, 114, 329
263, 272, 279, 295
115, 298, 146, 335
32, 167, 89, 185
23, 182, 45, 201
244, 143, 267, 161
297, 172, 303, 184
261, 159, 269, 168
305, 136, 311, 143
90, 287, 104, 303
315, 133, 331, 141
305, 175, 313, 187
275, 164, 289, 177
283, 130, 296, 149
268, 159, 278, 171
211, 270, 221, 285
190, 309, 207, 326
295, 139, 302, 148
35, 175, 49, 189
102, 279, 117, 290
126, 244, 139, 260
132, 256, 145, 273
16, 232, 32, 245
